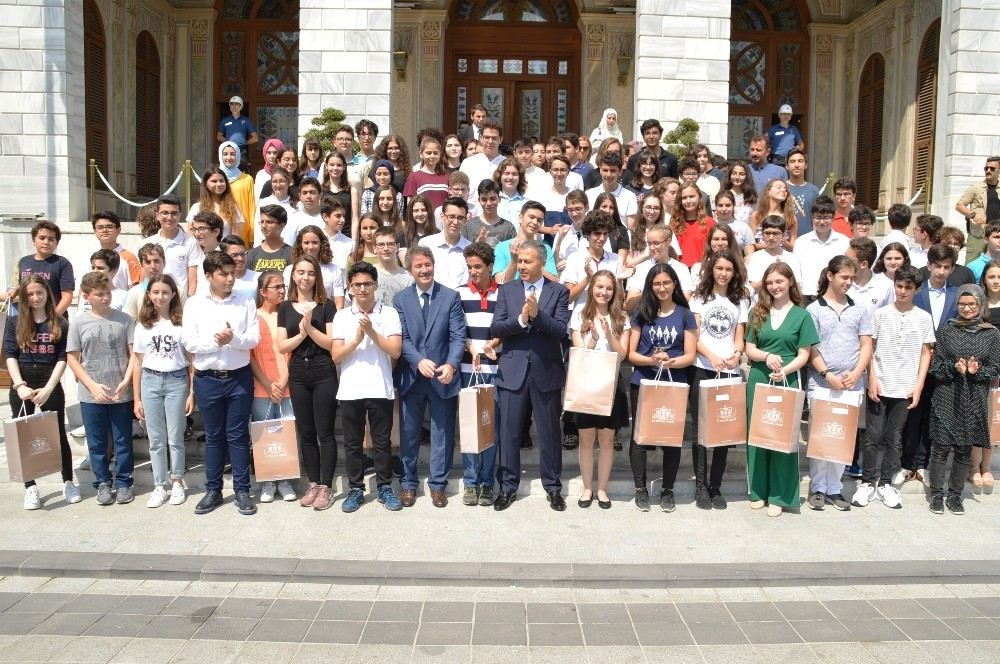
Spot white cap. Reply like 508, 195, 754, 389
229, 95, 244, 106
778, 104, 793, 115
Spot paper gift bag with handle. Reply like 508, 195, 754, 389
364, 399, 401, 451
250, 403, 300, 482
3, 405, 63, 483
634, 367, 689, 447
563, 347, 620, 416
698, 375, 747, 448
990, 381, 1000, 446
747, 380, 805, 454
459, 371, 496, 454
806, 388, 862, 465
0, 301, 10, 388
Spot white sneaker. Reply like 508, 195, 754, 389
146, 486, 168, 508
78, 456, 91, 470
917, 468, 929, 486
891, 469, 907, 486
23, 486, 41, 510
169, 481, 186, 505
878, 484, 902, 509
69, 425, 86, 438
852, 482, 875, 507
63, 481, 82, 504
259, 482, 276, 503
277, 480, 297, 502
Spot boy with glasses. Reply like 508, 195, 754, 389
373, 228, 413, 306
419, 197, 472, 288
831, 178, 857, 236
92, 211, 140, 290
247, 204, 292, 273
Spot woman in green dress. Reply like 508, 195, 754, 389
744, 262, 819, 516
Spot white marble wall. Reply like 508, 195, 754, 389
298, 0, 393, 141
935, 0, 1000, 223
632, 0, 731, 155
0, 1, 87, 228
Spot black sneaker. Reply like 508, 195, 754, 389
929, 495, 944, 514
194, 490, 224, 515
695, 486, 712, 510
562, 434, 579, 450
634, 488, 650, 512
660, 490, 675, 513
945, 495, 964, 515
520, 436, 533, 449
234, 490, 257, 515
709, 489, 727, 510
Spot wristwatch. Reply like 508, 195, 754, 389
819, 370, 829, 378
12, 381, 27, 390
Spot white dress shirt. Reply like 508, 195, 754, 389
182, 291, 260, 371
418, 232, 472, 288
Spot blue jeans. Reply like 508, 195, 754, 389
81, 401, 135, 489
251, 396, 293, 422
141, 368, 189, 486
193, 366, 253, 493
460, 371, 498, 489
400, 380, 456, 492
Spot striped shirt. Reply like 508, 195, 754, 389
457, 281, 499, 376
871, 304, 935, 399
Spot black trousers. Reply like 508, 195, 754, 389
901, 376, 935, 471
9, 363, 73, 488
628, 384, 681, 491
288, 355, 339, 486
929, 442, 972, 499
341, 398, 394, 489
688, 367, 730, 492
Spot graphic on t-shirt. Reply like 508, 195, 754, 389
704, 305, 737, 340
647, 324, 679, 350
146, 333, 181, 359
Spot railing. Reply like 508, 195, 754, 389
89, 160, 203, 217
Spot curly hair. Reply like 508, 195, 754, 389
291, 224, 334, 265
374, 134, 412, 180
670, 183, 709, 237
493, 157, 526, 196
747, 262, 803, 340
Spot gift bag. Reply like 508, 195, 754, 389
698, 375, 747, 448
364, 399, 400, 451
634, 368, 689, 447
563, 347, 620, 416
990, 381, 1000, 446
250, 404, 300, 482
458, 372, 496, 454
3, 405, 62, 482
0, 301, 10, 389
806, 388, 862, 465
747, 380, 805, 454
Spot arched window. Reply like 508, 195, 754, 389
912, 20, 940, 201
83, 0, 107, 183
855, 54, 885, 210
135, 31, 161, 198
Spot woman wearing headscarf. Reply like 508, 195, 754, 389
927, 284, 1000, 515
219, 141, 257, 246
254, 138, 285, 201
589, 108, 624, 164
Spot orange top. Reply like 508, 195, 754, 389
250, 309, 289, 399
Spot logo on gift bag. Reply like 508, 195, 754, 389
652, 406, 676, 424
264, 441, 287, 458
481, 410, 491, 426
994, 408, 1000, 424
716, 405, 736, 422
821, 421, 845, 439
27, 437, 52, 456
761, 408, 784, 427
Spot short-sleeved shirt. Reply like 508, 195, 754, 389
786, 182, 819, 235
792, 231, 851, 296
492, 238, 558, 280
66, 309, 134, 403
462, 216, 517, 247
767, 123, 803, 159
690, 293, 749, 372
132, 318, 187, 373
247, 244, 292, 273
332, 303, 401, 400
218, 114, 255, 152
806, 296, 872, 392
560, 250, 621, 310
570, 307, 630, 353
871, 305, 935, 398
626, 259, 694, 296
674, 218, 715, 268
277, 300, 337, 360
374, 266, 414, 308
629, 306, 697, 384
3, 318, 66, 365
748, 162, 788, 195
585, 184, 638, 220
746, 249, 803, 289
403, 171, 450, 211
151, 229, 200, 297
18, 254, 74, 306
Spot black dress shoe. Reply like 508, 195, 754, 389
577, 493, 593, 508
547, 491, 567, 511
234, 490, 257, 515
493, 491, 516, 511
562, 434, 579, 450
194, 490, 223, 515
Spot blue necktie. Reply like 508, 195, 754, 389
421, 292, 430, 324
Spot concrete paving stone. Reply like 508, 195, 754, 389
276, 583, 331, 600
964, 596, 1000, 617
839, 618, 909, 642
264, 599, 323, 621
526, 622, 583, 646
774, 600, 833, 621
760, 586, 818, 602
755, 643, 822, 662
293, 559, 388, 584
180, 581, 236, 597
202, 557, 297, 583
109, 637, 185, 664
0, 634, 75, 662
574, 563, 660, 584
37, 577, 97, 593
583, 645, 646, 663
789, 619, 855, 643
685, 620, 747, 646
57, 594, 124, 614
233, 641, 299, 664
575, 602, 630, 624
676, 601, 735, 623
411, 645, 471, 662
808, 641, 872, 664
625, 602, 683, 623
474, 601, 526, 623
918, 597, 983, 618
471, 622, 527, 646
231, 582, 285, 598
384, 560, 481, 582
247, 618, 312, 643
632, 621, 695, 646
918, 640, 997, 664
84, 612, 154, 638
358, 621, 418, 645
421, 601, 474, 623
698, 644, 764, 664
525, 645, 586, 663
85, 579, 145, 595
191, 617, 258, 641
212, 597, 274, 619
50, 635, 130, 663
303, 620, 364, 644
166, 638, 241, 664
111, 595, 174, 615
942, 617, 1000, 640
316, 600, 373, 621
290, 643, 355, 664
0, 577, 50, 593
415, 621, 474, 646
7, 592, 76, 613
869, 598, 934, 619
0, 551, 31, 576
479, 562, 573, 583
161, 596, 220, 618
0, 593, 27, 613
739, 620, 803, 644
349, 644, 412, 661
29, 611, 101, 636
466, 645, 529, 663
133, 580, 190, 596
641, 645, 704, 662
524, 602, 576, 624
20, 551, 120, 578
580, 622, 639, 646
726, 601, 783, 622
137, 615, 207, 640
111, 554, 204, 581
890, 618, 961, 641
861, 641, 937, 664
0, 611, 51, 636
367, 600, 421, 622
821, 599, 880, 620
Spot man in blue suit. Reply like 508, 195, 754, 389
393, 245, 468, 508
490, 231, 571, 511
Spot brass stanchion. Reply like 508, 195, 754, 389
89, 158, 96, 217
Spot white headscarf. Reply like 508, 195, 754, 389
594, 108, 623, 142
218, 141, 243, 181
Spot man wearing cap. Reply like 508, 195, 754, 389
216, 96, 258, 167
766, 104, 804, 166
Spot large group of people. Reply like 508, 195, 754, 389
5, 108, 1000, 520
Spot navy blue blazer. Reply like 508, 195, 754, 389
393, 282, 468, 399
913, 282, 958, 331
489, 279, 571, 393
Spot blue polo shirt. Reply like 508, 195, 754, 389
767, 123, 803, 159
218, 114, 255, 153
749, 162, 788, 195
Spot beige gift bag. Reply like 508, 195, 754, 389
748, 380, 805, 454
3, 405, 63, 483
563, 347, 620, 416
459, 371, 496, 454
698, 375, 747, 448
250, 403, 300, 482
634, 368, 689, 447
806, 388, 862, 465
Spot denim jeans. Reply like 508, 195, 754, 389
251, 397, 293, 423
193, 365, 253, 493
460, 371, 498, 489
80, 400, 135, 489
140, 368, 189, 486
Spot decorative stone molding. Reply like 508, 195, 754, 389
422, 21, 441, 41
191, 19, 209, 43
817, 0, 843, 18
586, 23, 605, 44
611, 32, 633, 59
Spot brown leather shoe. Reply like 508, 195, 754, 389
399, 489, 416, 507
431, 490, 448, 508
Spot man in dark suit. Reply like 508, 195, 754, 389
459, 104, 488, 144
490, 234, 571, 511
394, 246, 468, 508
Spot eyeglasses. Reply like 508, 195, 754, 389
443, 214, 465, 221
374, 242, 397, 249
266, 284, 286, 291
350, 281, 376, 290
190, 226, 210, 233
986, 166, 998, 173
93, 225, 117, 231
647, 240, 666, 248
958, 302, 979, 309
761, 230, 784, 237
227, 251, 247, 258
851, 221, 873, 228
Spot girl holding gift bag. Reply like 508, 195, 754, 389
571, 270, 630, 509
628, 263, 697, 512
972, 261, 1000, 488
689, 249, 748, 510
745, 262, 818, 517
4, 276, 78, 510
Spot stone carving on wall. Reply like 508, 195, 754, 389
586, 23, 605, 43
815, 33, 833, 72
191, 19, 209, 42
422, 21, 441, 41
817, 0, 843, 18
137, 3, 165, 37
